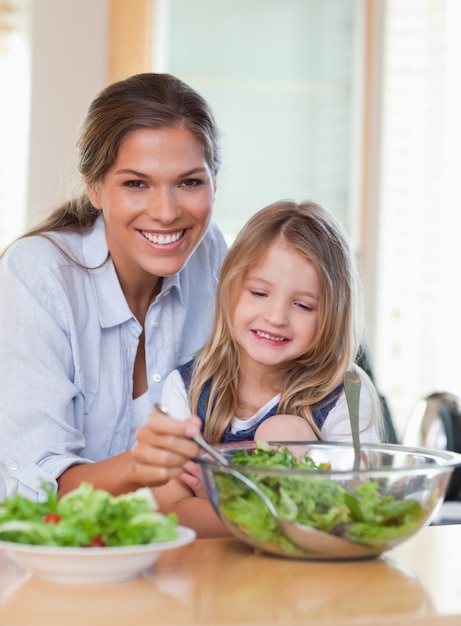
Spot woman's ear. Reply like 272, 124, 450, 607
86, 182, 102, 210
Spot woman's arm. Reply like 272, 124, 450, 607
157, 370, 231, 535
58, 412, 202, 496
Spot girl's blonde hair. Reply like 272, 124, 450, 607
190, 200, 366, 443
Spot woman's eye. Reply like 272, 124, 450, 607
123, 180, 147, 188
180, 178, 203, 188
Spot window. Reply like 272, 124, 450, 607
374, 0, 461, 431
155, 0, 461, 433
153, 0, 362, 240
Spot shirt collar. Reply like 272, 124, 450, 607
82, 217, 133, 328
161, 272, 183, 305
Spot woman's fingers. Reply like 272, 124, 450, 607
131, 413, 201, 486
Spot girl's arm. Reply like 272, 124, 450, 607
152, 475, 230, 538
321, 367, 382, 443
160, 369, 194, 419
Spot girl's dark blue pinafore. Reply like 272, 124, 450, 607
177, 360, 343, 443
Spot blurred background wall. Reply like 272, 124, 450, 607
1, 0, 461, 438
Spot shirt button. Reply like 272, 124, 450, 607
153, 374, 162, 383
153, 320, 159, 328
9, 461, 19, 471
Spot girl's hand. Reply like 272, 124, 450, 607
131, 410, 201, 487
179, 460, 209, 499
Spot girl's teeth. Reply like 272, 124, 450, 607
141, 230, 184, 244
256, 330, 286, 342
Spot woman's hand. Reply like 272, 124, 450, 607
58, 410, 202, 497
131, 410, 201, 487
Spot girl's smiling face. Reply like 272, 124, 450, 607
231, 240, 321, 372
86, 125, 216, 293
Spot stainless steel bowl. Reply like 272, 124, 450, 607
197, 441, 461, 560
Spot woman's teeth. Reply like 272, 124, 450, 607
141, 230, 184, 244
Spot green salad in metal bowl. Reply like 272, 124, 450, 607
197, 441, 461, 560
0, 482, 178, 547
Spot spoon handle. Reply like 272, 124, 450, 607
343, 368, 361, 471
154, 403, 229, 465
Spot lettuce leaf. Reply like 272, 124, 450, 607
217, 443, 428, 551
0, 483, 177, 547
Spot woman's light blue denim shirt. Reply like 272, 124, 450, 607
0, 216, 227, 500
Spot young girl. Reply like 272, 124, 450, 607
153, 200, 383, 536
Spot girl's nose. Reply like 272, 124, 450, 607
263, 300, 288, 326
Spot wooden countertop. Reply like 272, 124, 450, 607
1, 524, 461, 626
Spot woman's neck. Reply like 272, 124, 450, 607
123, 278, 163, 325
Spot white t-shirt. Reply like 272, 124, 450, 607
161, 368, 379, 443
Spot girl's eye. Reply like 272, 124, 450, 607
296, 302, 314, 312
249, 290, 267, 298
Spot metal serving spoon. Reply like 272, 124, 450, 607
343, 367, 362, 471
155, 403, 227, 465
154, 403, 375, 559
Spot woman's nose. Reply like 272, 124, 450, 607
147, 187, 181, 223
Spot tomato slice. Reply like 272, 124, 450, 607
86, 536, 106, 547
42, 512, 62, 524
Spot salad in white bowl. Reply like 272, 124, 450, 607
0, 483, 195, 583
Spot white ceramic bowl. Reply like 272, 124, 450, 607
0, 525, 196, 584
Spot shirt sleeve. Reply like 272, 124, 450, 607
0, 244, 90, 501
160, 369, 193, 421
320, 369, 380, 443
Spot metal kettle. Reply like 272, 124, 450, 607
404, 392, 461, 501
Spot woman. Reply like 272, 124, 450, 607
0, 73, 228, 501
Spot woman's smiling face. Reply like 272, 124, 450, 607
86, 124, 216, 291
